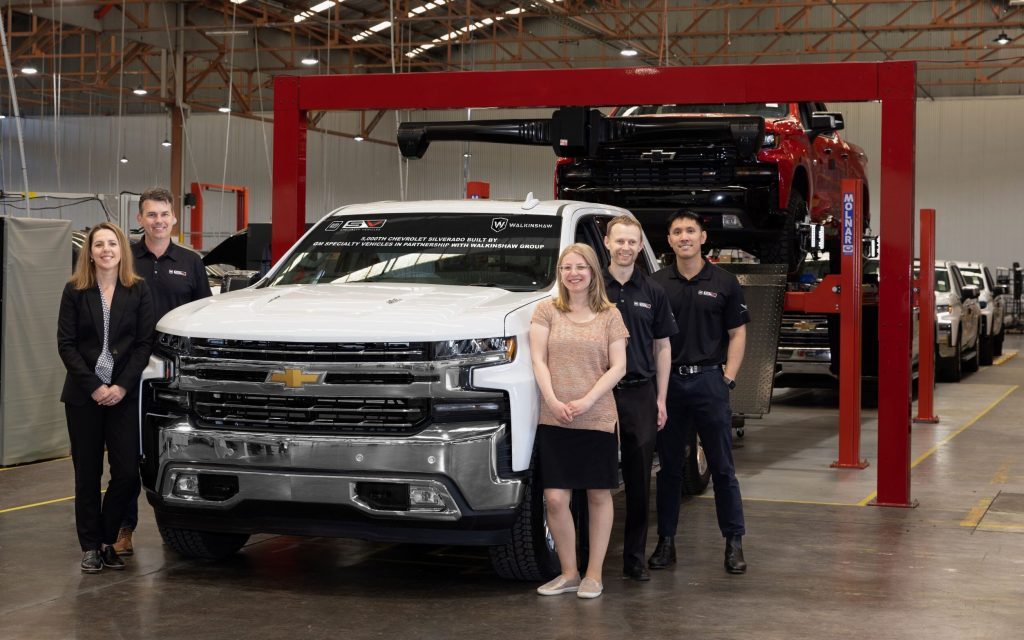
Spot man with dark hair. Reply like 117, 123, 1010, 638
113, 187, 212, 555
649, 210, 750, 575
601, 215, 677, 582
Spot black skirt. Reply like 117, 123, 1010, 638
537, 424, 618, 490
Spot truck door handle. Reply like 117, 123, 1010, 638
841, 152, 849, 159
823, 147, 832, 154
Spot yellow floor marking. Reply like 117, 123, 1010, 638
959, 497, 995, 528
857, 385, 1019, 506
974, 522, 1024, 532
0, 495, 75, 514
991, 461, 1012, 484
0, 456, 71, 472
993, 350, 1017, 366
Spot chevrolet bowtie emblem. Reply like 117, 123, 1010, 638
640, 149, 676, 163
267, 368, 323, 388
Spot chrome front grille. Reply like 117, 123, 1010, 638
778, 313, 831, 348
191, 338, 430, 363
193, 391, 430, 436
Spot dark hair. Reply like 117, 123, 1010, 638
139, 187, 174, 213
667, 210, 703, 232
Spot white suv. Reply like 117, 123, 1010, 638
955, 261, 1006, 364
932, 260, 982, 382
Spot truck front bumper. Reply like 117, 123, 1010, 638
143, 416, 525, 544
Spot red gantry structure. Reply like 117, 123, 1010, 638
271, 61, 918, 507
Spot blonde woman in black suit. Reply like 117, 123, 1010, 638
57, 222, 155, 573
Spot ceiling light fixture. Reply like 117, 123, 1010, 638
218, 106, 231, 113
620, 47, 638, 57
21, 65, 38, 75
161, 138, 172, 148
994, 31, 1011, 45
301, 52, 319, 65
353, 135, 365, 142
120, 156, 129, 164
133, 86, 148, 96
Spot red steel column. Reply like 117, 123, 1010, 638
874, 63, 918, 507
272, 76, 307, 262
189, 182, 203, 250
833, 179, 868, 468
914, 209, 939, 423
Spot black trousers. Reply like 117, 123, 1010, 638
65, 400, 141, 551
613, 381, 658, 571
656, 369, 745, 538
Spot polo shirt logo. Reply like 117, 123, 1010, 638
169, 270, 188, 277
698, 290, 718, 298
633, 301, 652, 309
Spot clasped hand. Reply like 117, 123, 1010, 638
91, 384, 126, 406
548, 396, 595, 425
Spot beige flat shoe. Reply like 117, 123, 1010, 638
537, 575, 581, 596
577, 577, 604, 599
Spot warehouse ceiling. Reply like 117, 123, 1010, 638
2, 0, 1023, 123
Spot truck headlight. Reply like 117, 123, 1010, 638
156, 332, 191, 357
433, 337, 516, 364
761, 133, 778, 148
935, 304, 951, 313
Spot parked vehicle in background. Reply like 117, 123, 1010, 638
955, 261, 1007, 364
929, 260, 982, 382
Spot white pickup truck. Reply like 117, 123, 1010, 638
138, 198, 677, 580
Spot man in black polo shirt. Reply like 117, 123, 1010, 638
602, 215, 677, 582
649, 210, 750, 575
113, 187, 212, 556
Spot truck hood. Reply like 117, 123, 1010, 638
157, 283, 549, 341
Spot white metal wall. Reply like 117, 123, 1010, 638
4, 97, 1024, 268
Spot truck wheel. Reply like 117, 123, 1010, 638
157, 523, 249, 560
489, 471, 560, 581
938, 337, 962, 382
682, 431, 711, 495
964, 336, 981, 373
979, 332, 994, 366
756, 190, 805, 272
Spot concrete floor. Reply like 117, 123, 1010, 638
3, 337, 1024, 639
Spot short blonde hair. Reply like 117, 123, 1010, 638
70, 222, 143, 290
553, 243, 614, 314
605, 214, 642, 238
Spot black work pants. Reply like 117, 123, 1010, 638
65, 400, 141, 551
613, 381, 658, 571
656, 369, 745, 538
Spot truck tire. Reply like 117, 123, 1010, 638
757, 190, 805, 272
158, 524, 250, 560
682, 431, 711, 495
938, 334, 962, 382
489, 471, 560, 581
994, 327, 1005, 357
964, 336, 980, 373
979, 332, 994, 366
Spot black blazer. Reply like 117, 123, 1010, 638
57, 280, 156, 406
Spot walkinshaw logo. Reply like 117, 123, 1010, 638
491, 217, 509, 233
343, 219, 387, 229
267, 368, 324, 389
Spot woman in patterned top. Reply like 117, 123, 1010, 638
57, 222, 154, 573
530, 243, 629, 599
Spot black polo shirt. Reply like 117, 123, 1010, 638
132, 241, 212, 322
652, 260, 750, 367
604, 267, 678, 378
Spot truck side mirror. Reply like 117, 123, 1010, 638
992, 285, 1006, 296
961, 284, 980, 300
222, 270, 260, 292
810, 112, 845, 135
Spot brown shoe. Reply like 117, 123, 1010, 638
112, 527, 134, 556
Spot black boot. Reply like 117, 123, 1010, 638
80, 550, 102, 574
100, 546, 126, 570
724, 536, 747, 574
647, 536, 676, 569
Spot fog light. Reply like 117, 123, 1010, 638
155, 390, 189, 408
722, 214, 743, 229
409, 484, 446, 511
174, 472, 200, 497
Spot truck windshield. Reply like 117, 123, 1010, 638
617, 103, 790, 118
267, 213, 561, 291
961, 270, 985, 290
